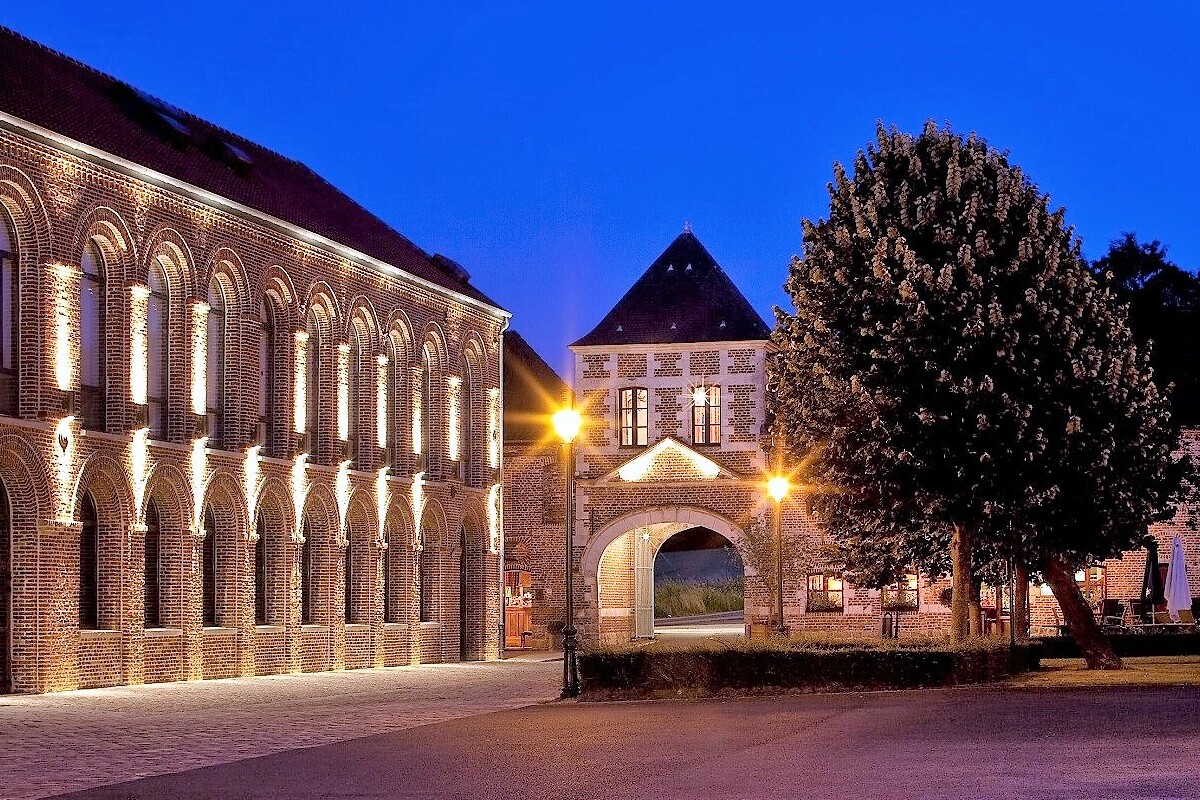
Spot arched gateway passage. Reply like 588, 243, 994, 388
584, 507, 750, 645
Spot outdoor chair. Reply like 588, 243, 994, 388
1147, 611, 1196, 633
1099, 600, 1126, 632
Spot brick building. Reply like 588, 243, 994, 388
0, 28, 506, 694
521, 229, 1200, 647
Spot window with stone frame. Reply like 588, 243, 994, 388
881, 570, 920, 611
618, 387, 648, 447
691, 385, 721, 445
0, 212, 16, 416
806, 573, 844, 612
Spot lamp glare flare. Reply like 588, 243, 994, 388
552, 407, 582, 443
768, 475, 790, 503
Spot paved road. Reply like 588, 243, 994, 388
655, 610, 745, 640
0, 658, 560, 800
48, 685, 1200, 800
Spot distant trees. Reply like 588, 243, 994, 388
770, 122, 1185, 668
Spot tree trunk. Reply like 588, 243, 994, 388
1012, 564, 1030, 643
968, 579, 983, 637
950, 525, 972, 641
1042, 555, 1122, 670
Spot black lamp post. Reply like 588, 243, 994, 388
767, 475, 790, 634
553, 405, 582, 697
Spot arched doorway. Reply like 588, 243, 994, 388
0, 477, 9, 693
585, 508, 751, 645
653, 526, 744, 639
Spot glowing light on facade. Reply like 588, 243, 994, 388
190, 436, 209, 529
337, 341, 350, 442
244, 444, 262, 531
290, 452, 308, 543
487, 387, 500, 469
54, 415, 75, 521
487, 482, 501, 554
375, 354, 388, 449
130, 427, 150, 524
411, 472, 425, 547
52, 263, 75, 391
129, 284, 150, 406
447, 375, 462, 462
412, 377, 422, 456
190, 300, 210, 416
617, 438, 721, 481
375, 466, 389, 548
335, 459, 352, 547
293, 329, 309, 433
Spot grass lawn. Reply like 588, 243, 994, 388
1009, 656, 1200, 689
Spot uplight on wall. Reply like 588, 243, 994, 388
412, 377, 423, 456
375, 466, 389, 543
244, 444, 262, 532
293, 329, 309, 433
54, 415, 75, 521
190, 436, 209, 530
375, 354, 388, 449
290, 452, 308, 543
336, 342, 350, 441
130, 427, 150, 524
487, 483, 501, 554
411, 471, 425, 547
447, 375, 462, 462
52, 263, 75, 392
487, 387, 500, 469
129, 284, 150, 406
335, 459, 352, 547
190, 300, 210, 416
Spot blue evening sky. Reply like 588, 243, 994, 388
6, 3, 1198, 377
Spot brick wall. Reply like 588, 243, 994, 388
0, 124, 504, 693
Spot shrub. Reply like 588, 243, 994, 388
578, 639, 1041, 698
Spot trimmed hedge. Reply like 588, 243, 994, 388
1036, 634, 1200, 659
578, 641, 1042, 698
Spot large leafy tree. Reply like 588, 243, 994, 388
1093, 233, 1200, 425
770, 122, 1183, 668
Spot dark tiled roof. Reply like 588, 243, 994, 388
503, 331, 568, 443
0, 26, 501, 310
573, 230, 771, 346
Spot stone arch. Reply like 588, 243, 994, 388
142, 462, 190, 630
582, 506, 750, 578
0, 166, 52, 419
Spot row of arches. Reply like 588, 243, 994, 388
0, 184, 497, 483
0, 439, 497, 692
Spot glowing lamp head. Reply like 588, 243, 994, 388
767, 475, 790, 503
552, 407, 583, 443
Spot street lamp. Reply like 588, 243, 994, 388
552, 404, 583, 697
767, 475, 790, 635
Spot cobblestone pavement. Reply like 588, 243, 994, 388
0, 657, 560, 800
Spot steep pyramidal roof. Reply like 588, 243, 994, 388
0, 25, 501, 310
573, 230, 772, 346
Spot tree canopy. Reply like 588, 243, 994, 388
769, 123, 1184, 660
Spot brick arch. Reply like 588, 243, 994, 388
344, 493, 376, 625
201, 470, 248, 537
385, 310, 415, 364
72, 452, 135, 525
302, 282, 341, 327
142, 228, 196, 297
459, 497, 492, 661
251, 475, 292, 628
202, 249, 249, 313
199, 470, 247, 634
142, 461, 191, 630
144, 230, 195, 442
70, 207, 135, 280
381, 493, 415, 624
0, 166, 52, 419
0, 435, 51, 520
418, 496, 448, 547
142, 461, 191, 529
253, 475, 294, 538
300, 481, 339, 625
74, 452, 134, 632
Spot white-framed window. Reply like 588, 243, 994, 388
618, 387, 648, 447
882, 571, 919, 611
691, 385, 721, 445
806, 573, 844, 612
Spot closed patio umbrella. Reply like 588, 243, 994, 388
1142, 538, 1165, 609
1165, 535, 1192, 622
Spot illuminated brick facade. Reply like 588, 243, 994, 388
0, 28, 505, 693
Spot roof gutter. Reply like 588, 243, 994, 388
0, 110, 511, 321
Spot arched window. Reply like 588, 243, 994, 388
420, 348, 432, 471
79, 241, 106, 430
144, 499, 162, 628
383, 536, 396, 623
305, 311, 322, 457
257, 298, 282, 456
343, 538, 353, 623
418, 530, 433, 623
254, 515, 267, 625
147, 259, 169, 439
206, 278, 227, 448
460, 367, 473, 484
0, 477, 10, 693
202, 507, 218, 627
347, 332, 362, 464
79, 493, 99, 630
387, 333, 406, 469
0, 213, 16, 416
300, 521, 315, 624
